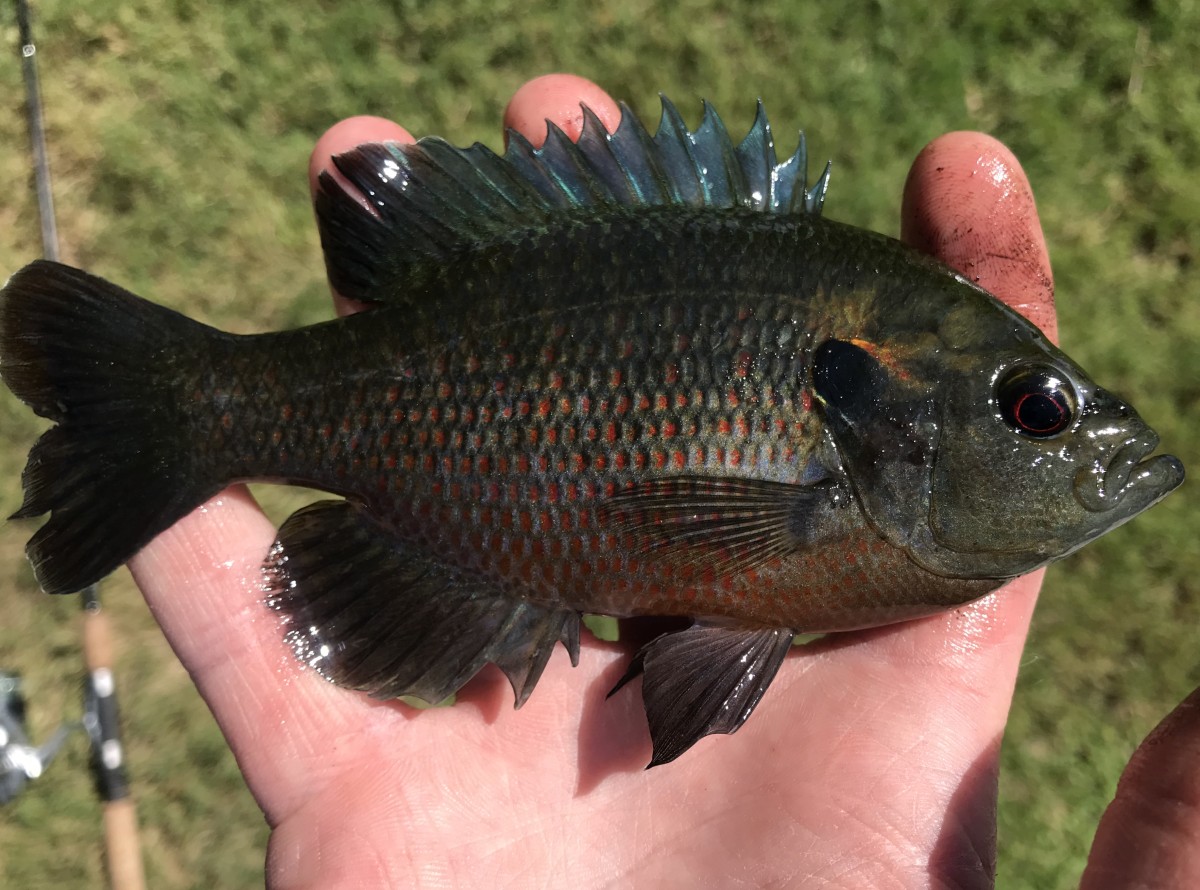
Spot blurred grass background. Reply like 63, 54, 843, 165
0, 0, 1196, 886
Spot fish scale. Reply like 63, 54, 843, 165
198, 281, 833, 620
0, 97, 1181, 764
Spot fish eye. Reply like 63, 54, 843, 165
995, 364, 1078, 438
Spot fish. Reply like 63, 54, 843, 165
0, 98, 1184, 766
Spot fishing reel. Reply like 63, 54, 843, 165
0, 670, 79, 805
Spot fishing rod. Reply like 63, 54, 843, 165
12, 3, 146, 888
0, 672, 74, 804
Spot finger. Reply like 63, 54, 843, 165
126, 485, 373, 824
902, 132, 1057, 342
896, 134, 1053, 659
503, 73, 622, 147
307, 115, 414, 197
791, 135, 1058, 870
126, 116, 421, 824
869, 132, 1053, 664
309, 116, 414, 318
307, 76, 622, 320
186, 77, 619, 825
1081, 686, 1200, 888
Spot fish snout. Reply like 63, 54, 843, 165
1073, 427, 1184, 513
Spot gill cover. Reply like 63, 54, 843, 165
810, 338, 938, 551
918, 358, 1184, 578
812, 276, 1183, 582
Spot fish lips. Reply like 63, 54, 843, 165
1074, 430, 1185, 516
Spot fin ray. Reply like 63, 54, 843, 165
315, 96, 832, 303
610, 625, 795, 767
602, 475, 834, 578
0, 261, 221, 594
265, 500, 580, 708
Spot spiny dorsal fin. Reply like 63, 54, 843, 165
315, 96, 832, 303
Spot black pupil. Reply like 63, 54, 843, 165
998, 367, 1075, 437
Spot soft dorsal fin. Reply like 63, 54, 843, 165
314, 96, 832, 303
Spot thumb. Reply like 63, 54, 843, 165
1081, 685, 1200, 887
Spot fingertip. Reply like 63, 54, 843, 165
309, 117, 413, 317
901, 132, 1034, 256
901, 132, 1057, 341
1082, 686, 1200, 888
503, 73, 622, 147
310, 84, 620, 317
130, 486, 390, 824
308, 115, 415, 196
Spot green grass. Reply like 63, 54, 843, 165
0, 1, 1197, 886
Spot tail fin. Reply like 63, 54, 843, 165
1, 260, 218, 594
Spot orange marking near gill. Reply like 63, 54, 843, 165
849, 337, 911, 381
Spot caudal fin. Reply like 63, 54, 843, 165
1, 260, 218, 594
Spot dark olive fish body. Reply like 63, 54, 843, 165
0, 99, 1182, 764
187, 210, 993, 631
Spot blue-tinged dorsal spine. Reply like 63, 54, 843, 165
314, 96, 833, 303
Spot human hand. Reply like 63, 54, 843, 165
126, 74, 1200, 887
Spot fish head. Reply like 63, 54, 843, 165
813, 286, 1184, 580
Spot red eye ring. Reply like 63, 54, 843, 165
997, 365, 1077, 438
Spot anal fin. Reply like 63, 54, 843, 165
610, 624, 795, 767
265, 500, 580, 708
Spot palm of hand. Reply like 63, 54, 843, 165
128, 76, 1054, 888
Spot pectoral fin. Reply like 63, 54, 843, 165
610, 624, 795, 767
264, 500, 580, 708
602, 475, 836, 578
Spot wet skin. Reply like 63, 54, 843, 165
114, 75, 1199, 887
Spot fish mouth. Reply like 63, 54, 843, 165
1074, 430, 1185, 514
